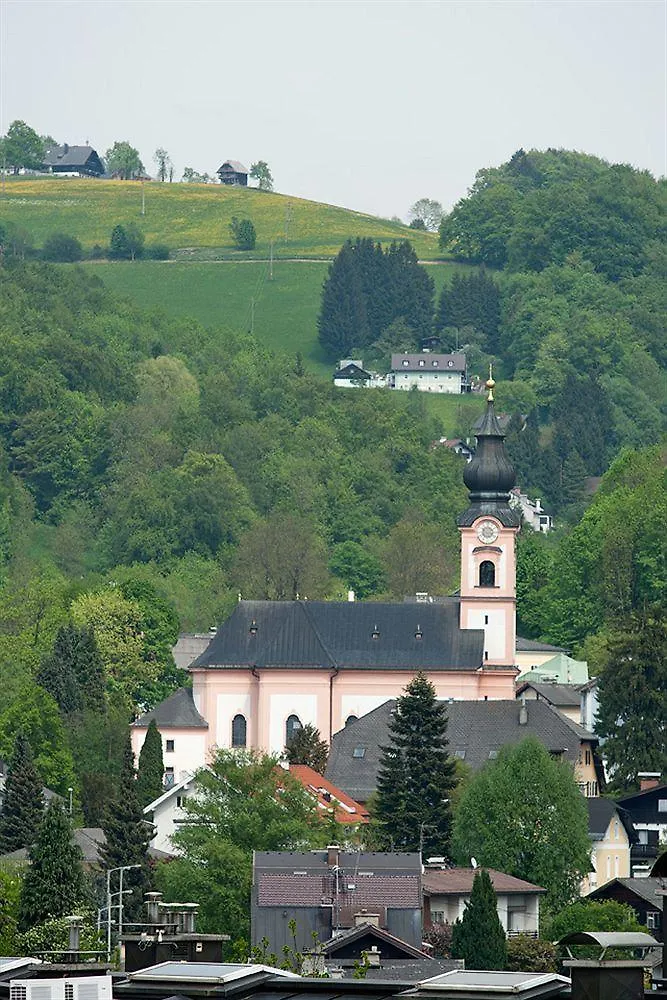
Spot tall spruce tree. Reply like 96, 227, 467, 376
101, 731, 151, 921
18, 800, 87, 931
37, 624, 106, 714
374, 673, 456, 857
0, 732, 44, 853
136, 720, 164, 808
451, 869, 507, 970
318, 241, 368, 358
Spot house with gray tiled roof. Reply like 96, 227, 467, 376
217, 160, 248, 185
251, 848, 422, 957
516, 680, 583, 723
132, 688, 208, 789
43, 143, 104, 176
325, 698, 603, 804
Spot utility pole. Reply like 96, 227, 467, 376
250, 297, 255, 335
269, 240, 274, 280
141, 180, 145, 216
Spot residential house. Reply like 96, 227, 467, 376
333, 361, 373, 388
288, 764, 369, 826
422, 866, 545, 937
143, 774, 196, 855
588, 878, 663, 940
325, 698, 603, 805
515, 681, 582, 724
0, 826, 169, 870
251, 848, 422, 955
132, 687, 208, 789
435, 438, 474, 461
617, 776, 667, 875
316, 923, 461, 980
579, 676, 600, 732
509, 488, 553, 533
516, 651, 588, 685
583, 798, 636, 893
42, 143, 104, 176
514, 638, 572, 675
217, 160, 248, 185
389, 353, 467, 393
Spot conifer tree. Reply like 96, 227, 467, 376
136, 720, 164, 807
318, 241, 368, 358
284, 723, 329, 775
451, 869, 507, 970
0, 732, 44, 853
37, 624, 106, 714
374, 672, 456, 857
18, 800, 87, 931
101, 731, 151, 920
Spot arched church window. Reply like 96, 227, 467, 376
286, 714, 302, 744
479, 560, 496, 587
231, 714, 247, 747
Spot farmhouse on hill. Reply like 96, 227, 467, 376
217, 159, 248, 185
389, 352, 467, 393
42, 142, 104, 177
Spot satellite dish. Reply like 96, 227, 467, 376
471, 857, 478, 869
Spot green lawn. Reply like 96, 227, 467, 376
83, 259, 476, 377
1, 177, 444, 259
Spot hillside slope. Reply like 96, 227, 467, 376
0, 178, 442, 258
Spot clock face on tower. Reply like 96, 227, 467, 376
477, 520, 499, 544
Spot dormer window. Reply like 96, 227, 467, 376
249, 619, 258, 635
372, 625, 380, 640
415, 625, 423, 641
448, 360, 454, 367
402, 359, 409, 367
418, 359, 425, 367
432, 360, 439, 367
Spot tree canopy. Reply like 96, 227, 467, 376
105, 141, 144, 179
451, 736, 591, 911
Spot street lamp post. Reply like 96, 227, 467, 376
105, 864, 141, 960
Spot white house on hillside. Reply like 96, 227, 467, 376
389, 353, 467, 393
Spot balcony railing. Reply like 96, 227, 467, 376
631, 844, 658, 859
506, 930, 538, 939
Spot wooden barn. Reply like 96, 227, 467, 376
216, 159, 248, 185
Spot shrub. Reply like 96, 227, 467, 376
88, 243, 106, 260
145, 243, 170, 260
41, 233, 83, 262
230, 217, 256, 250
506, 935, 557, 973
423, 922, 453, 958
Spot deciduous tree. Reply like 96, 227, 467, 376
105, 141, 144, 179
409, 198, 443, 232
153, 148, 172, 183
250, 161, 274, 191
375, 673, 456, 857
452, 737, 591, 911
0, 120, 44, 173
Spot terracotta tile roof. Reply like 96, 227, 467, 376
423, 868, 545, 895
288, 765, 369, 824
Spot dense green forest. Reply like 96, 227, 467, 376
0, 146, 664, 810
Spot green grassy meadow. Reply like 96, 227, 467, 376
83, 259, 475, 378
1, 178, 443, 258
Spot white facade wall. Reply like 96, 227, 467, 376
149, 782, 196, 854
132, 727, 207, 787
430, 892, 540, 934
216, 692, 252, 749
393, 370, 462, 393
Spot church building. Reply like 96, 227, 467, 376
132, 378, 523, 780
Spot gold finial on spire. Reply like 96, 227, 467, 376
486, 362, 495, 402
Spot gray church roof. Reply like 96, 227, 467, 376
192, 600, 484, 672
133, 687, 208, 729
326, 699, 597, 803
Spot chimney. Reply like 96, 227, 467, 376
145, 891, 163, 925
347, 590, 355, 602
65, 915, 82, 954
327, 844, 340, 868
354, 910, 380, 928
519, 696, 528, 726
365, 945, 381, 967
180, 903, 199, 933
639, 772, 660, 791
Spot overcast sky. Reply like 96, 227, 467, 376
1, 0, 665, 218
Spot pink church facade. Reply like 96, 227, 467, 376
132, 378, 525, 785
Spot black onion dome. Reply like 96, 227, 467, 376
463, 397, 516, 504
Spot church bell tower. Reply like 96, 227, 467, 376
457, 374, 521, 667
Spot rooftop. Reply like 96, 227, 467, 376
133, 687, 208, 730
423, 867, 545, 896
